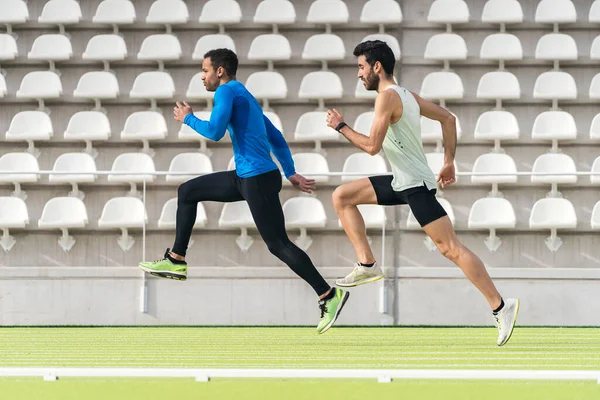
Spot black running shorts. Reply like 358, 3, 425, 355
368, 175, 447, 227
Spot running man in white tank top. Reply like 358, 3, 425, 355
326, 40, 519, 346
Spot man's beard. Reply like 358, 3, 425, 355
364, 72, 380, 91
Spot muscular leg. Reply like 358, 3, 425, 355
172, 170, 243, 258
422, 216, 502, 310
331, 178, 378, 264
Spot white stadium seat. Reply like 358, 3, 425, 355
38, 0, 81, 26
137, 34, 182, 63
158, 198, 207, 229
199, 0, 242, 25
38, 197, 88, 252
0, 196, 29, 252
146, 0, 189, 25
264, 111, 284, 132
0, 75, 6, 98
535, 0, 576, 24
192, 35, 236, 60
227, 156, 236, 171
589, 73, 600, 99
93, 0, 136, 25
107, 153, 156, 197
302, 34, 346, 62
0, 152, 39, 200
590, 113, 600, 140
56, 153, 96, 187
420, 114, 463, 144
5, 111, 53, 157
481, 0, 523, 24
290, 153, 330, 184
16, 71, 62, 109
294, 111, 340, 153
306, 0, 349, 25
64, 111, 111, 157
121, 111, 168, 155
82, 35, 128, 66
532, 111, 577, 145
98, 197, 147, 251
0, 0, 29, 28
480, 33, 523, 61
73, 71, 119, 108
476, 71, 520, 101
591, 200, 600, 229
531, 153, 577, 196
354, 111, 374, 136
246, 71, 288, 104
129, 71, 175, 107
253, 0, 296, 25
248, 34, 292, 62
427, 0, 469, 24
342, 153, 388, 182
471, 152, 517, 196
424, 33, 467, 61
420, 72, 464, 100
166, 153, 213, 184
533, 71, 577, 100
535, 33, 578, 61
360, 0, 403, 25
474, 110, 519, 151
355, 79, 378, 100
283, 197, 327, 251
362, 34, 401, 60
0, 33, 18, 60
219, 201, 256, 252
468, 197, 516, 251
529, 197, 577, 252
591, 0, 600, 23
298, 71, 343, 103
49, 152, 97, 200
591, 36, 600, 60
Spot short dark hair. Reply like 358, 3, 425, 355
353, 40, 395, 76
204, 48, 238, 77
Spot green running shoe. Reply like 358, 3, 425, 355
138, 248, 187, 281
316, 288, 350, 334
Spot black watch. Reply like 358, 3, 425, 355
335, 121, 347, 132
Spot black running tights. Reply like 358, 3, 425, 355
172, 169, 331, 296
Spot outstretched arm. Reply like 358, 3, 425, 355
263, 115, 295, 179
326, 90, 396, 156
178, 86, 235, 141
410, 91, 457, 187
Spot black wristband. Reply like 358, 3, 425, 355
335, 121, 347, 132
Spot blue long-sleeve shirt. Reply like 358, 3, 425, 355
183, 80, 296, 179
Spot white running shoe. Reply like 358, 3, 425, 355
494, 298, 520, 346
335, 262, 385, 287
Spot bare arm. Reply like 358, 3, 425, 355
410, 91, 457, 164
326, 90, 396, 156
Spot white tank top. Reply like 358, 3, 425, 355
381, 85, 437, 192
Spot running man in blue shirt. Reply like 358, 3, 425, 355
138, 49, 349, 333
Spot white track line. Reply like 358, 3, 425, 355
1, 368, 600, 383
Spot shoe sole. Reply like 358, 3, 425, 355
335, 274, 384, 288
138, 265, 187, 281
317, 291, 350, 335
497, 299, 520, 347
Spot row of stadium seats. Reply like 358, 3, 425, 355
1, 150, 599, 200
2, 0, 598, 30
2, 69, 599, 108
4, 31, 598, 66
2, 108, 599, 156
0, 193, 591, 253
